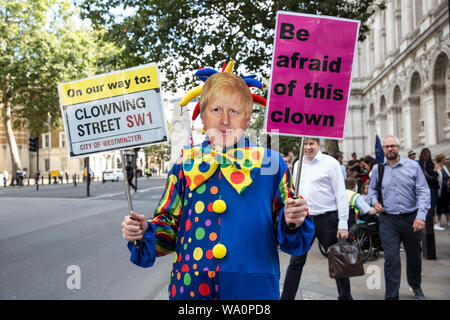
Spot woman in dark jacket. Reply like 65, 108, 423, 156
419, 148, 442, 230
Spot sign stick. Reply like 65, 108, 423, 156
120, 150, 134, 213
120, 150, 140, 247
289, 136, 305, 229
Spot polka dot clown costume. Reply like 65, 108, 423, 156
126, 66, 315, 300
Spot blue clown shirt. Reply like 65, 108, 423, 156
127, 137, 314, 300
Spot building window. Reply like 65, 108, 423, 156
43, 133, 50, 148
44, 159, 50, 172
59, 132, 66, 148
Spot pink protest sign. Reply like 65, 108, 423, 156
264, 11, 360, 139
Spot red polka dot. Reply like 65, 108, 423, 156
181, 264, 189, 272
178, 170, 184, 179
199, 283, 210, 296
186, 219, 192, 231
207, 202, 214, 212
171, 284, 176, 297
185, 175, 191, 187
206, 249, 214, 259
230, 171, 245, 184
178, 253, 182, 262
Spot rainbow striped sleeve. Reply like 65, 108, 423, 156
150, 160, 184, 257
272, 163, 294, 230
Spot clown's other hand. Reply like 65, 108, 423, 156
121, 211, 148, 241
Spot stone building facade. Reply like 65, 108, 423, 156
343, 0, 449, 160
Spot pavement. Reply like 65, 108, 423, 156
279, 222, 450, 300
154, 220, 450, 300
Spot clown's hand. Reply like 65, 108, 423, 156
284, 197, 308, 229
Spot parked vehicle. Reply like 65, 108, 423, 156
102, 169, 124, 182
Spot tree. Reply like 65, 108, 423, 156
0, 0, 121, 182
78, 0, 384, 91
144, 143, 170, 173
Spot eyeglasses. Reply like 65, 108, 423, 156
382, 144, 399, 149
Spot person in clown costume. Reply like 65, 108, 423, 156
121, 71, 315, 300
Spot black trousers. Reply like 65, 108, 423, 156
378, 212, 422, 300
127, 177, 137, 191
281, 211, 352, 300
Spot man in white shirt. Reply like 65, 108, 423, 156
281, 138, 352, 300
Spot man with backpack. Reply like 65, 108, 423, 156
368, 135, 430, 300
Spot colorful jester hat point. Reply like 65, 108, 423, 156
178, 60, 267, 121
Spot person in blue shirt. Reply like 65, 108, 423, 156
121, 72, 314, 300
368, 135, 430, 300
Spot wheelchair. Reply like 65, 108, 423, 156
347, 214, 383, 263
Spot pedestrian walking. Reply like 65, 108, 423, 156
281, 137, 352, 300
334, 151, 347, 179
418, 148, 441, 230
435, 154, 450, 228
125, 161, 137, 192
368, 135, 430, 300
408, 150, 417, 161
121, 72, 314, 300
2, 170, 7, 187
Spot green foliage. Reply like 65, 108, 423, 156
77, 0, 385, 92
143, 143, 171, 166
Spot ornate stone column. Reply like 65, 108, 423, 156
422, 85, 437, 145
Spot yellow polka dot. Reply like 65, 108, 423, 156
193, 247, 203, 260
173, 253, 177, 263
212, 199, 227, 213
188, 237, 192, 243
194, 271, 199, 276
213, 243, 227, 259
195, 201, 205, 213
188, 193, 192, 198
